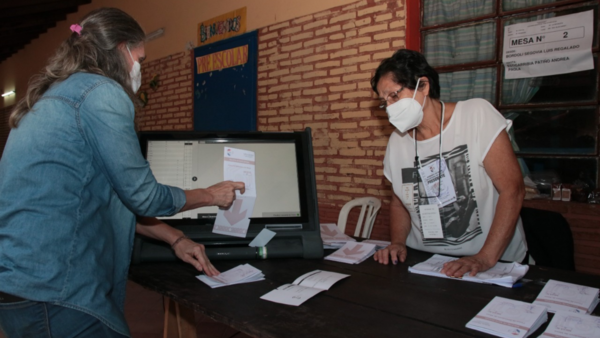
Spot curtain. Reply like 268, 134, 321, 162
423, 0, 494, 26
502, 78, 542, 104
439, 68, 496, 103
424, 22, 496, 67
503, 0, 562, 11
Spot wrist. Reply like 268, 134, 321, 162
170, 235, 188, 249
184, 189, 213, 210
474, 251, 497, 267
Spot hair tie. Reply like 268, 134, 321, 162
70, 24, 82, 36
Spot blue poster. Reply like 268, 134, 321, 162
193, 31, 257, 131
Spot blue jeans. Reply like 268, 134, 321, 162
0, 300, 128, 338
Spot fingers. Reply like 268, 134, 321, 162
440, 258, 485, 278
398, 248, 407, 263
373, 249, 390, 265
373, 244, 407, 265
233, 181, 245, 195
173, 241, 220, 276
389, 243, 407, 265
441, 261, 466, 277
190, 249, 219, 277
468, 266, 481, 277
207, 181, 246, 208
389, 248, 400, 265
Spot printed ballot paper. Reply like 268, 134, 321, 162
324, 242, 377, 264
539, 310, 600, 338
196, 264, 264, 288
320, 223, 356, 249
213, 147, 256, 238
466, 296, 547, 338
408, 254, 529, 288
260, 270, 349, 306
533, 279, 600, 314
502, 10, 594, 79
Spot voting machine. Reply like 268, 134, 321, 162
131, 128, 323, 263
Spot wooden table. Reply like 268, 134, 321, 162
128, 248, 600, 338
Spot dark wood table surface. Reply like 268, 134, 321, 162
128, 248, 600, 338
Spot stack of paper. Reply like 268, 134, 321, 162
324, 242, 377, 264
408, 254, 529, 288
466, 296, 547, 338
320, 223, 356, 249
539, 310, 600, 338
361, 239, 391, 249
533, 279, 600, 314
260, 270, 350, 306
196, 264, 264, 288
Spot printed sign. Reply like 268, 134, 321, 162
195, 45, 248, 74
502, 10, 594, 79
197, 7, 247, 46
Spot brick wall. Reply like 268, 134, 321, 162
135, 0, 404, 241
256, 0, 406, 240
136, 51, 194, 131
132, 0, 600, 277
1, 0, 597, 275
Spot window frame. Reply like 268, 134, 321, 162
412, 0, 600, 188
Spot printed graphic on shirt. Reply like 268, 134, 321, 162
407, 144, 482, 247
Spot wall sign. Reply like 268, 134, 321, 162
502, 10, 594, 79
193, 31, 257, 132
195, 45, 248, 74
197, 7, 247, 47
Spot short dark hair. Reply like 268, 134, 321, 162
370, 49, 440, 99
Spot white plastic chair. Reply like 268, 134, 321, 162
337, 197, 381, 239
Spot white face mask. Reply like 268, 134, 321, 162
385, 78, 426, 133
127, 46, 142, 93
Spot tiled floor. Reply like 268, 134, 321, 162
125, 281, 253, 338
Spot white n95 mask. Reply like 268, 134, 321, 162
386, 78, 426, 133
127, 46, 142, 93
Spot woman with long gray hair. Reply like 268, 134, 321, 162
0, 8, 243, 337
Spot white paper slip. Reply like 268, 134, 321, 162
502, 10, 595, 79
539, 310, 600, 338
324, 242, 377, 264
361, 239, 391, 250
408, 254, 529, 288
196, 264, 264, 288
466, 296, 547, 338
248, 228, 276, 247
292, 270, 350, 290
419, 204, 444, 239
260, 284, 325, 306
260, 270, 349, 306
533, 279, 600, 314
213, 147, 257, 238
320, 223, 356, 249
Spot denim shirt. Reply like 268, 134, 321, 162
0, 72, 186, 336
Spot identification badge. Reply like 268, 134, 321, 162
401, 183, 415, 212
419, 204, 444, 239
417, 158, 456, 208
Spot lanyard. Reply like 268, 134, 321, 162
414, 101, 445, 169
